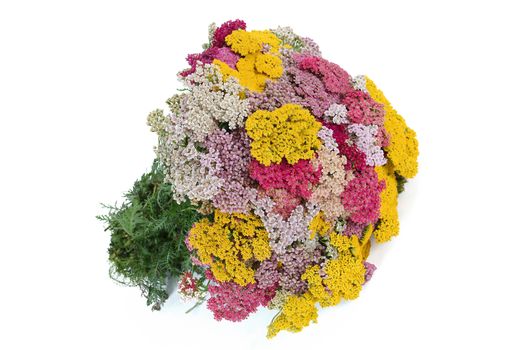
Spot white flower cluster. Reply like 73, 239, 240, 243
317, 126, 339, 154
254, 196, 320, 255
323, 103, 348, 124
271, 26, 303, 48
207, 22, 217, 46
146, 109, 169, 136
178, 64, 249, 142
160, 139, 223, 203
168, 113, 188, 144
267, 289, 292, 310
347, 124, 387, 167
151, 63, 252, 204
352, 75, 368, 92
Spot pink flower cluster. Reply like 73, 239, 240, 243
297, 55, 352, 95
324, 122, 367, 172
207, 280, 275, 322
204, 129, 256, 213
249, 159, 321, 199
341, 167, 385, 225
212, 19, 246, 48
177, 272, 204, 302
254, 244, 323, 295
342, 89, 384, 126
180, 20, 246, 77
363, 261, 377, 283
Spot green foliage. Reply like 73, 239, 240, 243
395, 173, 408, 194
97, 160, 204, 310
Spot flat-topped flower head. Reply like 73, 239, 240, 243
246, 103, 322, 166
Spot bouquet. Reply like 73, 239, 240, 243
98, 19, 419, 338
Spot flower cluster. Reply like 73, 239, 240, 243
214, 29, 283, 92
249, 159, 321, 200
145, 20, 419, 338
177, 272, 206, 302
245, 103, 322, 166
188, 211, 271, 286
207, 279, 275, 322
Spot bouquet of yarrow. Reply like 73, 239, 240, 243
98, 19, 419, 338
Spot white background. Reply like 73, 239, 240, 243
1, 0, 524, 349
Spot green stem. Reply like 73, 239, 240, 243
185, 299, 205, 314
269, 310, 282, 325
184, 280, 210, 314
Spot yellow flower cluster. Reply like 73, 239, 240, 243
308, 211, 332, 239
214, 29, 283, 92
226, 29, 281, 56
374, 163, 400, 243
268, 228, 368, 337
246, 104, 322, 166
366, 77, 419, 179
188, 210, 271, 286
267, 293, 318, 338
299, 232, 364, 310
329, 231, 351, 251
324, 252, 365, 302
302, 251, 365, 308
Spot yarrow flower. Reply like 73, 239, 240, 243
249, 159, 321, 199
348, 123, 387, 166
204, 129, 256, 213
188, 211, 271, 286
341, 167, 385, 225
317, 126, 340, 153
266, 293, 318, 338
310, 146, 348, 221
246, 103, 322, 166
178, 63, 249, 139
207, 280, 275, 322
324, 103, 349, 124
212, 19, 247, 48
214, 29, 283, 92
178, 272, 206, 302
105, 19, 418, 339
352, 75, 368, 92
363, 261, 377, 283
